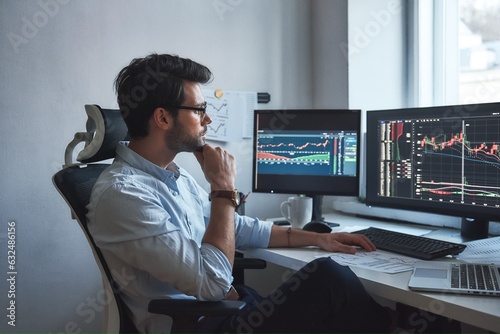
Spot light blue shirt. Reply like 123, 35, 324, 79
87, 142, 273, 333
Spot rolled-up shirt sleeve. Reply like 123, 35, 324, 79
199, 243, 233, 298
234, 214, 274, 249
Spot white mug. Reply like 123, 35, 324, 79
280, 196, 313, 229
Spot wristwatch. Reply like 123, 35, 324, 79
209, 189, 240, 208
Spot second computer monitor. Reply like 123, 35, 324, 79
252, 109, 361, 220
365, 102, 500, 239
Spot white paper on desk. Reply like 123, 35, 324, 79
456, 236, 500, 265
317, 251, 416, 274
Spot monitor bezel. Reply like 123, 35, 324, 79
252, 108, 361, 197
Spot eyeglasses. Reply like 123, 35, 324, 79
174, 101, 207, 119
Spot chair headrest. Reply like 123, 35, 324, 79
64, 104, 129, 167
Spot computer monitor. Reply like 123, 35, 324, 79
252, 109, 361, 224
365, 102, 500, 240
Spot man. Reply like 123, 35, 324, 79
87, 53, 396, 333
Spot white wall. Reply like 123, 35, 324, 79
348, 0, 406, 111
0, 0, 350, 332
348, 0, 406, 202
311, 0, 349, 109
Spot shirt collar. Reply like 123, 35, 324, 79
115, 141, 180, 181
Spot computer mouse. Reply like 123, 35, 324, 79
302, 221, 332, 233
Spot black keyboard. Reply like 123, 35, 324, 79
353, 227, 467, 260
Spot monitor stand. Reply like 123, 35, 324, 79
461, 217, 489, 241
310, 195, 339, 227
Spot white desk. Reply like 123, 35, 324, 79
242, 213, 500, 332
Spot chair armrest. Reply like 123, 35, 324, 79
148, 299, 246, 317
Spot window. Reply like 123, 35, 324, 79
409, 0, 500, 107
459, 0, 500, 104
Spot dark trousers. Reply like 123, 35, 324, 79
196, 257, 391, 333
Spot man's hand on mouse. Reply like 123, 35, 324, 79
315, 232, 377, 254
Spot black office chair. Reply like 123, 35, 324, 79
53, 104, 263, 333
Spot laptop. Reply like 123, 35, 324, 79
408, 261, 500, 296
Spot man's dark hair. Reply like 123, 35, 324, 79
114, 53, 213, 138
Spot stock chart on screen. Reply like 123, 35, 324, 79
378, 115, 500, 208
256, 130, 358, 177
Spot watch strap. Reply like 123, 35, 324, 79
209, 189, 239, 207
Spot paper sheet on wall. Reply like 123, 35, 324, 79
202, 89, 257, 142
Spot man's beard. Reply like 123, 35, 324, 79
165, 120, 206, 153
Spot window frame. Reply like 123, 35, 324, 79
407, 0, 459, 107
